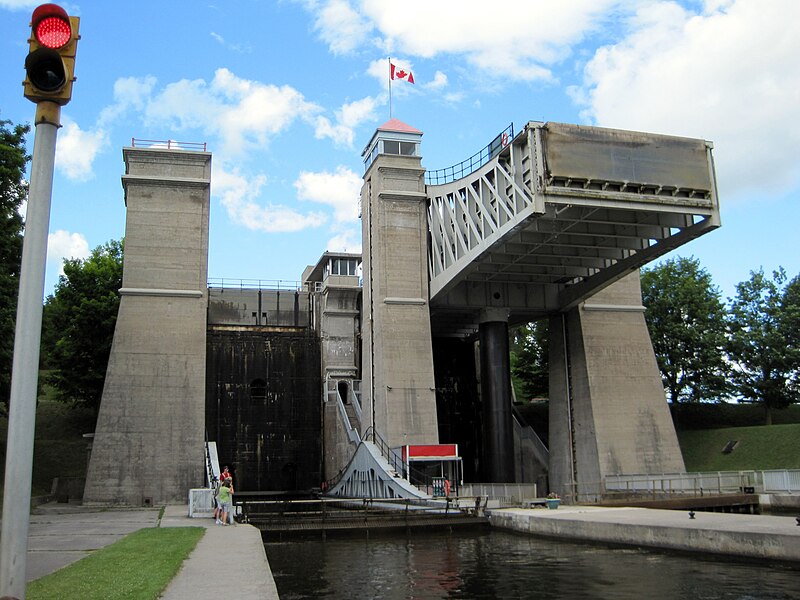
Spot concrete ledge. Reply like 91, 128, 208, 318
119, 287, 204, 298
384, 297, 426, 305
488, 506, 800, 562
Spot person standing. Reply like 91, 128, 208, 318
217, 479, 233, 525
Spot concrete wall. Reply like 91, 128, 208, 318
549, 272, 685, 501
84, 147, 211, 505
361, 152, 439, 447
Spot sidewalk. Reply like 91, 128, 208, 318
19, 501, 279, 599
159, 505, 279, 600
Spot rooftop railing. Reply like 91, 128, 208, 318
130, 138, 208, 151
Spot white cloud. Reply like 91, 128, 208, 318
425, 71, 448, 91
294, 166, 361, 222
307, 0, 373, 54
214, 164, 326, 233
327, 229, 362, 254
305, 0, 619, 81
145, 68, 320, 156
572, 0, 800, 200
47, 230, 90, 275
315, 96, 380, 146
209, 31, 251, 53
55, 119, 107, 181
97, 75, 157, 127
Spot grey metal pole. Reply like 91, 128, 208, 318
0, 102, 60, 600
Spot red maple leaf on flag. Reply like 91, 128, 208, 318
390, 62, 415, 84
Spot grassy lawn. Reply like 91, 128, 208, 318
678, 423, 800, 471
27, 527, 204, 600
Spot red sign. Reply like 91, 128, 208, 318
403, 444, 458, 460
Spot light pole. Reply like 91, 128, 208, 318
0, 5, 79, 598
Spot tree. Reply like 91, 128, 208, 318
41, 239, 123, 413
0, 119, 30, 411
726, 268, 800, 425
640, 257, 729, 403
510, 320, 549, 401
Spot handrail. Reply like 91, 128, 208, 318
130, 138, 207, 151
362, 426, 406, 477
207, 277, 302, 291
362, 427, 436, 490
425, 123, 514, 186
322, 426, 436, 493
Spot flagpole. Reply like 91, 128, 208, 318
388, 56, 392, 119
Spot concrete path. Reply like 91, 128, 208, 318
159, 505, 279, 600
489, 505, 800, 562
15, 502, 279, 599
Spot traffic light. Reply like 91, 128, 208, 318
23, 3, 80, 105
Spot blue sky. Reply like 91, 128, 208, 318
1, 0, 798, 301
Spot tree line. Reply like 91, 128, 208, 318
512, 258, 800, 424
0, 118, 121, 418
641, 257, 799, 423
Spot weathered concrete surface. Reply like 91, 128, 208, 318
549, 273, 685, 500
84, 146, 211, 506
360, 122, 439, 447
489, 505, 800, 562
19, 504, 160, 581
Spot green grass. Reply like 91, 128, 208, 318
678, 423, 800, 472
26, 527, 204, 600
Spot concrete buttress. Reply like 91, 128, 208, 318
83, 145, 211, 505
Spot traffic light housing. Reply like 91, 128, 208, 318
23, 3, 80, 105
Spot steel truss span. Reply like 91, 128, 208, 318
426, 121, 720, 337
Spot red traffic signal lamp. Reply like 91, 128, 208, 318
23, 3, 80, 105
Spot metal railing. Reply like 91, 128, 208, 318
208, 277, 302, 291
237, 496, 485, 532
425, 123, 514, 185
459, 483, 539, 505
363, 426, 408, 479
130, 138, 207, 151
605, 469, 800, 497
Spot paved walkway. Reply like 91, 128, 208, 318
20, 502, 279, 599
159, 505, 279, 599
489, 504, 800, 562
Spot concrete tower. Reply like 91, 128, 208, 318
84, 144, 211, 505
548, 272, 686, 501
360, 119, 439, 447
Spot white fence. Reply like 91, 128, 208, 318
605, 470, 800, 495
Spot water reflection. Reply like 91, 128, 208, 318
265, 529, 799, 599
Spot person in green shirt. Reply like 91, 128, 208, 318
217, 479, 233, 525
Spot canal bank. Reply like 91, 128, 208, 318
488, 505, 800, 562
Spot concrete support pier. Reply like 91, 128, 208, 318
548, 273, 685, 501
489, 506, 800, 562
479, 310, 514, 482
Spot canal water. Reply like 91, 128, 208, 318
265, 528, 799, 599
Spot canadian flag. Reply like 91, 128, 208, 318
390, 62, 415, 84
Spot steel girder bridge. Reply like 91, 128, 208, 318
426, 121, 721, 337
